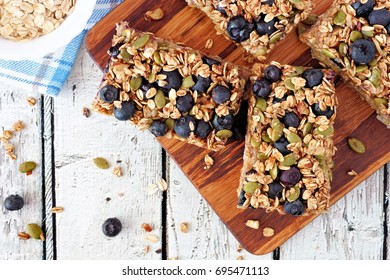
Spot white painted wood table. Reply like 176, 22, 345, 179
1, 46, 389, 260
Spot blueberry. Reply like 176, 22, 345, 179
114, 101, 135, 121
202, 56, 221, 67
102, 218, 122, 237
368, 8, 390, 27
109, 43, 122, 58
349, 39, 376, 65
283, 112, 300, 128
176, 92, 194, 113
212, 85, 231, 104
149, 121, 168, 137
174, 116, 196, 138
351, 0, 374, 18
386, 24, 390, 35
284, 200, 305, 216
268, 182, 283, 199
195, 120, 212, 139
252, 78, 272, 98
264, 65, 282, 82
256, 15, 278, 36
263, 0, 274, 6
231, 100, 248, 140
280, 167, 302, 187
302, 69, 324, 88
160, 70, 182, 92
140, 79, 157, 98
311, 103, 334, 118
212, 113, 234, 131
216, 4, 227, 16
100, 85, 119, 103
274, 136, 290, 155
237, 189, 247, 206
273, 95, 288, 104
3, 195, 24, 211
191, 75, 211, 93
227, 16, 255, 42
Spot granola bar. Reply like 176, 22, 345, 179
237, 63, 337, 216
300, 0, 390, 127
186, 0, 313, 60
93, 23, 248, 151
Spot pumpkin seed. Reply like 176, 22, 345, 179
271, 124, 284, 142
287, 186, 300, 202
158, 42, 170, 50
374, 98, 388, 108
271, 118, 281, 128
314, 126, 334, 137
153, 51, 163, 65
289, 0, 301, 5
338, 42, 348, 56
285, 77, 295, 91
343, 56, 351, 69
26, 223, 43, 240
256, 98, 267, 111
369, 59, 378, 67
270, 164, 278, 180
216, 129, 233, 139
287, 133, 302, 143
350, 31, 363, 42
154, 90, 166, 109
262, 134, 272, 143
347, 137, 366, 154
302, 122, 313, 136
333, 10, 346, 25
148, 73, 156, 83
356, 65, 368, 72
369, 67, 381, 88
182, 76, 195, 88
269, 32, 283, 44
243, 182, 260, 194
19, 161, 36, 173
130, 76, 142, 91
257, 152, 268, 161
133, 34, 150, 49
93, 157, 109, 169
120, 48, 131, 61
302, 14, 318, 25
257, 110, 265, 123
361, 26, 374, 37
282, 153, 296, 166
321, 49, 336, 59
297, 24, 307, 35
254, 47, 268, 57
251, 137, 261, 148
121, 29, 132, 42
165, 118, 175, 130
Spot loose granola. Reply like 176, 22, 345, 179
93, 23, 248, 151
300, 0, 390, 127
185, 0, 313, 60
237, 62, 337, 216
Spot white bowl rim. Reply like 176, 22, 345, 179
0, 0, 96, 61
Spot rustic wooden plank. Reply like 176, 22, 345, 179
280, 168, 385, 259
0, 88, 43, 259
167, 157, 273, 260
53, 47, 163, 259
386, 164, 389, 260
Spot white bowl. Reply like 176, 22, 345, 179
0, 0, 96, 61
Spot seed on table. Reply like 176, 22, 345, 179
51, 206, 64, 213
26, 223, 43, 240
205, 38, 214, 49
26, 97, 36, 106
180, 222, 189, 233
18, 232, 30, 240
82, 107, 91, 118
142, 223, 153, 232
146, 234, 159, 243
144, 7, 165, 21
113, 165, 123, 177
157, 178, 167, 191
347, 137, 365, 154
93, 157, 109, 169
19, 161, 37, 173
348, 170, 358, 176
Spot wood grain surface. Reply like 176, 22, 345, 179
86, 0, 390, 255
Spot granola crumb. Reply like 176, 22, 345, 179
155, 248, 162, 254
146, 234, 159, 243
51, 206, 64, 213
205, 38, 214, 49
146, 183, 159, 195
245, 220, 260, 229
180, 222, 189, 233
142, 223, 153, 232
1, 130, 13, 141
144, 245, 150, 254
26, 97, 36, 106
347, 170, 358, 176
236, 255, 244, 260
144, 7, 164, 21
40, 232, 45, 241
204, 154, 214, 170
12, 120, 24, 132
113, 165, 123, 177
157, 178, 168, 191
82, 107, 91, 118
169, 257, 178, 260
237, 243, 243, 253
18, 232, 30, 240
263, 227, 275, 237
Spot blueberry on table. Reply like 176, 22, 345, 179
160, 69, 182, 92
311, 103, 334, 118
256, 15, 278, 36
351, 0, 374, 18
252, 78, 271, 98
191, 75, 211, 93
264, 65, 282, 82
100, 85, 119, 103
114, 101, 135, 121
284, 200, 305, 216
202, 56, 220, 67
212, 113, 234, 131
102, 218, 122, 237
274, 136, 290, 155
174, 116, 196, 138
150, 121, 168, 137
280, 167, 302, 187
227, 16, 254, 42
268, 182, 283, 199
3, 194, 24, 211
176, 92, 194, 113
212, 85, 231, 104
195, 120, 212, 139
302, 69, 324, 88
368, 8, 390, 27
283, 112, 300, 128
349, 39, 376, 65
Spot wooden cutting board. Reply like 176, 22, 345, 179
86, 0, 390, 255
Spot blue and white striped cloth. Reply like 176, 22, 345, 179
0, 0, 123, 96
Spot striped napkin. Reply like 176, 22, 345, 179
0, 0, 123, 97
